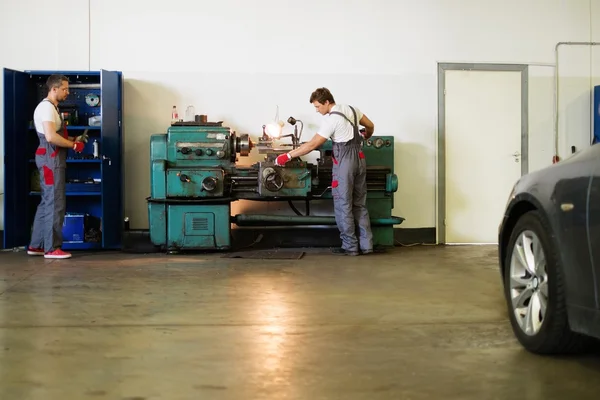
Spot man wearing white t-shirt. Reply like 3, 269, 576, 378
27, 75, 87, 259
276, 87, 375, 256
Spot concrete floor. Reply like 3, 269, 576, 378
1, 245, 600, 400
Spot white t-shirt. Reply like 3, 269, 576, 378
316, 104, 363, 143
33, 99, 62, 134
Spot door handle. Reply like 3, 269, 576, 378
512, 151, 521, 163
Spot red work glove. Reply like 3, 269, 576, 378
275, 153, 292, 166
73, 141, 85, 153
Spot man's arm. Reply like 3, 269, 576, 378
288, 134, 328, 158
359, 114, 375, 139
43, 121, 77, 149
275, 134, 328, 166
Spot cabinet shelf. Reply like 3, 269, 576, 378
29, 159, 102, 163
30, 191, 102, 196
65, 125, 101, 130
28, 125, 100, 131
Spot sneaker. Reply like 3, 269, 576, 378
27, 247, 45, 256
44, 249, 72, 259
331, 247, 359, 256
360, 249, 373, 255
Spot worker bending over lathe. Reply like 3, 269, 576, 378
276, 87, 375, 256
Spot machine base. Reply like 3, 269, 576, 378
148, 202, 231, 251
148, 200, 402, 251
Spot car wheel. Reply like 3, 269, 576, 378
504, 210, 589, 354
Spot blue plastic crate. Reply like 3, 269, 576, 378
63, 213, 85, 243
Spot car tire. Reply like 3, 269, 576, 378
504, 210, 590, 354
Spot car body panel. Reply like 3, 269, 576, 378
587, 159, 600, 308
499, 144, 600, 338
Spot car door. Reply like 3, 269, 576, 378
586, 144, 600, 310
552, 147, 599, 309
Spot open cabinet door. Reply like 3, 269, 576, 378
3, 68, 29, 249
100, 69, 123, 249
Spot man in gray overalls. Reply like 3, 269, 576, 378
276, 87, 375, 256
27, 75, 87, 259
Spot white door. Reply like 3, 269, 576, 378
445, 70, 523, 244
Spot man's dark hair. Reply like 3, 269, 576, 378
46, 74, 69, 91
309, 87, 335, 104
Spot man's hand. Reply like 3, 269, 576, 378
73, 142, 85, 153
275, 153, 292, 166
360, 127, 374, 140
359, 114, 375, 139
75, 130, 89, 143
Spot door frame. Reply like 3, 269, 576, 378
437, 63, 529, 244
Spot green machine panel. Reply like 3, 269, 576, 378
166, 125, 234, 168
166, 168, 225, 197
166, 204, 231, 250
148, 202, 167, 246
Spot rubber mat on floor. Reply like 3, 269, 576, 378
222, 250, 305, 259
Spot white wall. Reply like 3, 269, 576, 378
1, 0, 598, 232
0, 0, 90, 232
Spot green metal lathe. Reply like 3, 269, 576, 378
147, 119, 403, 251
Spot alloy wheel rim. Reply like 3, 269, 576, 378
509, 230, 549, 336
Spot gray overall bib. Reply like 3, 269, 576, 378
29, 100, 67, 253
329, 106, 373, 253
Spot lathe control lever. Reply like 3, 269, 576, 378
297, 171, 310, 181
177, 172, 191, 183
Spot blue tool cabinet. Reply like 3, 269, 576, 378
2, 68, 124, 250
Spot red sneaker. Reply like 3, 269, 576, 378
44, 249, 72, 259
27, 247, 45, 256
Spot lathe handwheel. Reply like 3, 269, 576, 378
264, 170, 284, 192
202, 176, 218, 191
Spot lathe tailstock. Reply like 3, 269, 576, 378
147, 121, 403, 251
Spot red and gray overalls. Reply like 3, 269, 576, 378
29, 100, 68, 253
329, 106, 373, 254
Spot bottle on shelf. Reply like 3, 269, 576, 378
171, 105, 179, 124
185, 105, 195, 122
93, 140, 99, 158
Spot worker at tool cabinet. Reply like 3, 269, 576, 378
275, 87, 375, 256
27, 74, 87, 260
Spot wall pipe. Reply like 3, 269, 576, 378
554, 41, 600, 161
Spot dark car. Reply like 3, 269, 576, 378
498, 143, 600, 354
